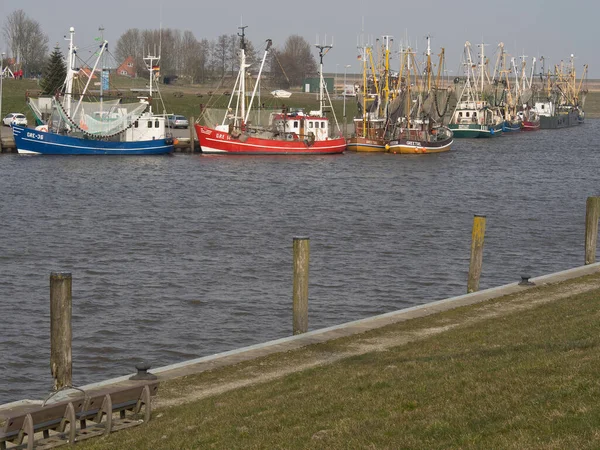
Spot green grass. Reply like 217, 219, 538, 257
3, 78, 598, 128
78, 276, 600, 449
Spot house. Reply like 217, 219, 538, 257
116, 56, 136, 77
78, 67, 97, 79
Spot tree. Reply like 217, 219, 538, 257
3, 10, 49, 77
40, 45, 67, 95
270, 35, 316, 88
211, 34, 230, 78
115, 28, 142, 76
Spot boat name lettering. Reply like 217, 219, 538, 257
27, 132, 44, 140
458, 125, 469, 129
406, 141, 420, 146
215, 133, 228, 140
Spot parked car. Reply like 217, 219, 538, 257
3, 113, 27, 127
167, 114, 189, 129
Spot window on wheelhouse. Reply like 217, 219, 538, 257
134, 121, 139, 128
155, 120, 159, 128
293, 121, 299, 128
148, 121, 153, 128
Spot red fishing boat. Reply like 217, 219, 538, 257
519, 108, 540, 131
196, 27, 345, 155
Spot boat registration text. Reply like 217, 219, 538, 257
27, 132, 44, 140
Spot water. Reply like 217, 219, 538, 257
1, 121, 599, 404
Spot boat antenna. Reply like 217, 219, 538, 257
238, 25, 247, 51
315, 40, 332, 116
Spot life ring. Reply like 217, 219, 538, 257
35, 125, 49, 132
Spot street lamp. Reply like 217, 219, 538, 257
335, 63, 339, 95
343, 64, 351, 118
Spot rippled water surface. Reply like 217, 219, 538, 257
1, 121, 599, 403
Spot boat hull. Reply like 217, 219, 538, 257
539, 110, 582, 129
346, 136, 387, 152
502, 120, 522, 133
196, 125, 346, 155
448, 123, 503, 138
521, 120, 540, 131
13, 126, 173, 155
387, 137, 452, 154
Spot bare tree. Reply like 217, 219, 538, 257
3, 10, 49, 76
271, 35, 316, 88
211, 34, 229, 79
115, 28, 142, 75
179, 30, 204, 83
198, 39, 211, 82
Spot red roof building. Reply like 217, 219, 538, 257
116, 56, 136, 77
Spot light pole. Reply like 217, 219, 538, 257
343, 64, 351, 138
335, 63, 339, 95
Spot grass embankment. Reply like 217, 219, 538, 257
79, 274, 600, 449
4, 78, 600, 127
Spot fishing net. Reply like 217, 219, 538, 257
54, 97, 148, 136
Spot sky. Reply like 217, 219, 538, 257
1, 0, 598, 78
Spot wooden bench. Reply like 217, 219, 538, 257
0, 381, 158, 449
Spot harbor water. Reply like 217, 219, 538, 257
1, 121, 599, 404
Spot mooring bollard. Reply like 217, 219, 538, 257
50, 272, 72, 390
467, 215, 487, 293
584, 196, 600, 265
189, 116, 195, 153
292, 237, 310, 335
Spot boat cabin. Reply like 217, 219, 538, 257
532, 101, 554, 117
124, 115, 167, 142
451, 100, 502, 126
353, 117, 386, 139
270, 109, 330, 141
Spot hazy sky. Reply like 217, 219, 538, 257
2, 1, 597, 78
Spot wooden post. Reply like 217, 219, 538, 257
292, 237, 310, 335
585, 197, 600, 265
50, 272, 72, 390
189, 116, 195, 153
467, 215, 486, 293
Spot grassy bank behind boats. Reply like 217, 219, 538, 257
4, 78, 600, 131
78, 273, 600, 449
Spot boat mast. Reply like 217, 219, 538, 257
238, 25, 247, 127
143, 50, 159, 115
245, 39, 272, 124
479, 41, 485, 94
360, 42, 367, 138
425, 35, 432, 92
315, 42, 332, 116
64, 27, 76, 117
382, 35, 392, 109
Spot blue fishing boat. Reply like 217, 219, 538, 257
15, 27, 173, 155
12, 125, 173, 155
